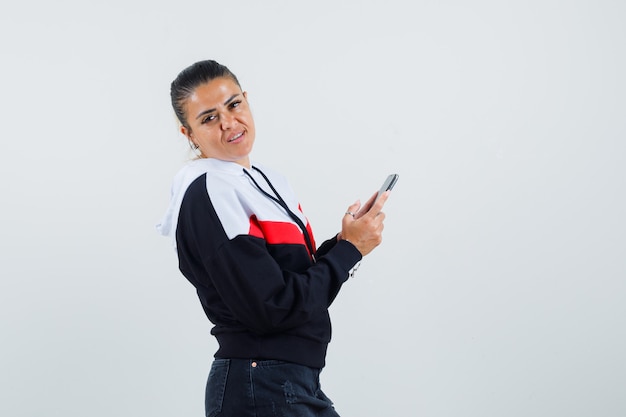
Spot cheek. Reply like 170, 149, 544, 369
245, 114, 256, 129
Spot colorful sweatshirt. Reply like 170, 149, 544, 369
157, 158, 362, 368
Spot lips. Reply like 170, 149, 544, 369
227, 131, 244, 143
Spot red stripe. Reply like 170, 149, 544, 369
248, 215, 309, 246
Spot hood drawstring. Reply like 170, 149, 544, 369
244, 166, 316, 262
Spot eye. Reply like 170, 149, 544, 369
229, 100, 242, 109
201, 114, 216, 124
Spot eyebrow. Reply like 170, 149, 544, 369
195, 93, 240, 120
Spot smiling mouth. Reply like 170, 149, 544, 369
228, 132, 244, 143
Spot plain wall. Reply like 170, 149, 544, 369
1, 1, 625, 416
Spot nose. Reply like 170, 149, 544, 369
220, 112, 236, 130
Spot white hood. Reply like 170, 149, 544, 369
156, 158, 237, 248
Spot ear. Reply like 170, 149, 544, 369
180, 125, 191, 139
243, 91, 248, 99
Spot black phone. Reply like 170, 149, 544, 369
376, 174, 399, 200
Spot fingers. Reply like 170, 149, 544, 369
344, 200, 361, 219
362, 190, 389, 219
339, 189, 392, 256
355, 192, 378, 219
375, 190, 390, 208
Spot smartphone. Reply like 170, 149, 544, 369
377, 174, 399, 200
357, 174, 399, 216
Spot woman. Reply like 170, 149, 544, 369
157, 60, 390, 417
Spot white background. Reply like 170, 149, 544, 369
1, 1, 625, 416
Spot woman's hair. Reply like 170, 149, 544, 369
170, 60, 241, 131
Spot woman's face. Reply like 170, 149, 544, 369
181, 77, 256, 167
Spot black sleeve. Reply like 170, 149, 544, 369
204, 236, 361, 334
315, 234, 340, 258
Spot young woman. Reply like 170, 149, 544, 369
157, 60, 390, 417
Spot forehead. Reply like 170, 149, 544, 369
187, 77, 242, 109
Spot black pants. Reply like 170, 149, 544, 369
205, 359, 340, 417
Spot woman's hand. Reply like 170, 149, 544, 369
340, 191, 389, 256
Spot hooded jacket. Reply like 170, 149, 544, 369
157, 158, 362, 368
